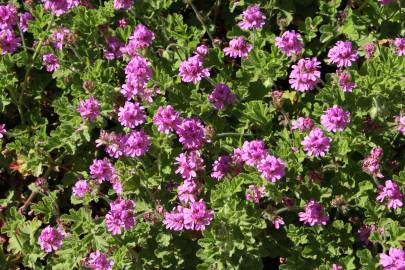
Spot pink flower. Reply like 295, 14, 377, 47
327, 41, 358, 67
395, 115, 405, 135
257, 154, 286, 182
298, 199, 329, 226
377, 180, 403, 209
238, 5, 266, 30
241, 140, 268, 166
163, 206, 185, 231
104, 37, 124, 60
84, 250, 114, 270
362, 43, 376, 59
291, 117, 314, 132
301, 128, 332, 157
272, 216, 285, 229
110, 175, 123, 194
211, 155, 233, 180
42, 0, 79, 16
42, 53, 60, 72
128, 24, 155, 49
394, 38, 405, 56
245, 185, 266, 204
289, 57, 321, 92
176, 118, 205, 149
77, 96, 101, 122
89, 158, 115, 182
0, 124, 6, 139
179, 55, 210, 84
275, 30, 304, 56
0, 29, 21, 55
337, 71, 356, 92
38, 226, 65, 253
124, 56, 152, 84
362, 147, 384, 178
177, 179, 201, 203
153, 105, 181, 133
113, 0, 133, 10
123, 129, 150, 157
95, 130, 125, 158
208, 83, 236, 110
105, 198, 135, 235
51, 27, 72, 50
19, 12, 33, 32
72, 179, 90, 198
223, 36, 253, 59
118, 101, 145, 128
0, 5, 17, 30
183, 200, 214, 231
379, 247, 405, 270
194, 44, 209, 57
175, 150, 205, 180
320, 105, 350, 132
379, 0, 394, 5
332, 264, 344, 270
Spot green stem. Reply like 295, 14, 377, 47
216, 132, 254, 138
186, 0, 215, 46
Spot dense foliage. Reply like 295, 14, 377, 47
0, 0, 404, 269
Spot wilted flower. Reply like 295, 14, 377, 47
291, 117, 314, 132
104, 37, 124, 60
362, 43, 376, 59
245, 185, 266, 204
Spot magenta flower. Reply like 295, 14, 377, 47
301, 128, 332, 157
396, 115, 405, 135
394, 37, 405, 56
378, 0, 394, 5
38, 226, 65, 253
104, 37, 124, 60
194, 44, 209, 57
298, 199, 329, 226
0, 124, 6, 139
0, 29, 21, 55
84, 250, 114, 270
245, 184, 266, 204
275, 30, 304, 56
163, 206, 185, 231
153, 105, 181, 134
118, 101, 145, 128
177, 179, 201, 203
327, 41, 358, 67
0, 5, 17, 30
257, 154, 286, 182
211, 155, 233, 180
241, 140, 268, 166
332, 264, 344, 270
176, 118, 205, 149
337, 71, 356, 92
362, 147, 384, 178
175, 150, 205, 180
110, 175, 123, 194
123, 129, 151, 157
208, 83, 236, 110
113, 0, 133, 10
362, 43, 376, 59
19, 12, 33, 32
42, 53, 60, 72
51, 27, 72, 50
223, 36, 253, 59
320, 105, 350, 132
77, 96, 101, 122
124, 55, 152, 84
128, 24, 155, 49
72, 179, 90, 198
95, 130, 125, 158
118, 18, 127, 28
89, 158, 115, 182
238, 5, 266, 30
183, 200, 214, 231
379, 247, 405, 270
42, 0, 78, 16
272, 216, 285, 229
377, 180, 403, 209
291, 117, 314, 132
105, 198, 135, 235
179, 55, 210, 84
289, 57, 321, 92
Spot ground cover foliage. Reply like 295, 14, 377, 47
0, 0, 405, 269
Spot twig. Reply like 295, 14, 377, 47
186, 0, 215, 46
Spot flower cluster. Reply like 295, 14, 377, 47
394, 37, 405, 56
42, 53, 60, 72
208, 83, 236, 110
377, 180, 403, 209
245, 184, 266, 204
337, 70, 356, 92
72, 179, 91, 198
84, 251, 114, 270
38, 226, 65, 253
0, 124, 6, 139
291, 117, 314, 132
105, 198, 136, 235
238, 5, 266, 30
77, 96, 101, 122
320, 105, 350, 132
179, 55, 210, 84
175, 150, 205, 180
223, 36, 253, 59
301, 128, 332, 157
298, 199, 329, 226
379, 248, 405, 270
289, 57, 321, 92
104, 37, 124, 60
0, 5, 22, 55
362, 147, 384, 178
153, 105, 181, 133
176, 118, 206, 149
275, 30, 304, 56
121, 55, 153, 101
327, 41, 358, 67
114, 0, 133, 10
118, 101, 146, 128
396, 115, 405, 135
42, 0, 79, 16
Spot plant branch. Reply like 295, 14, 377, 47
186, 0, 215, 46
